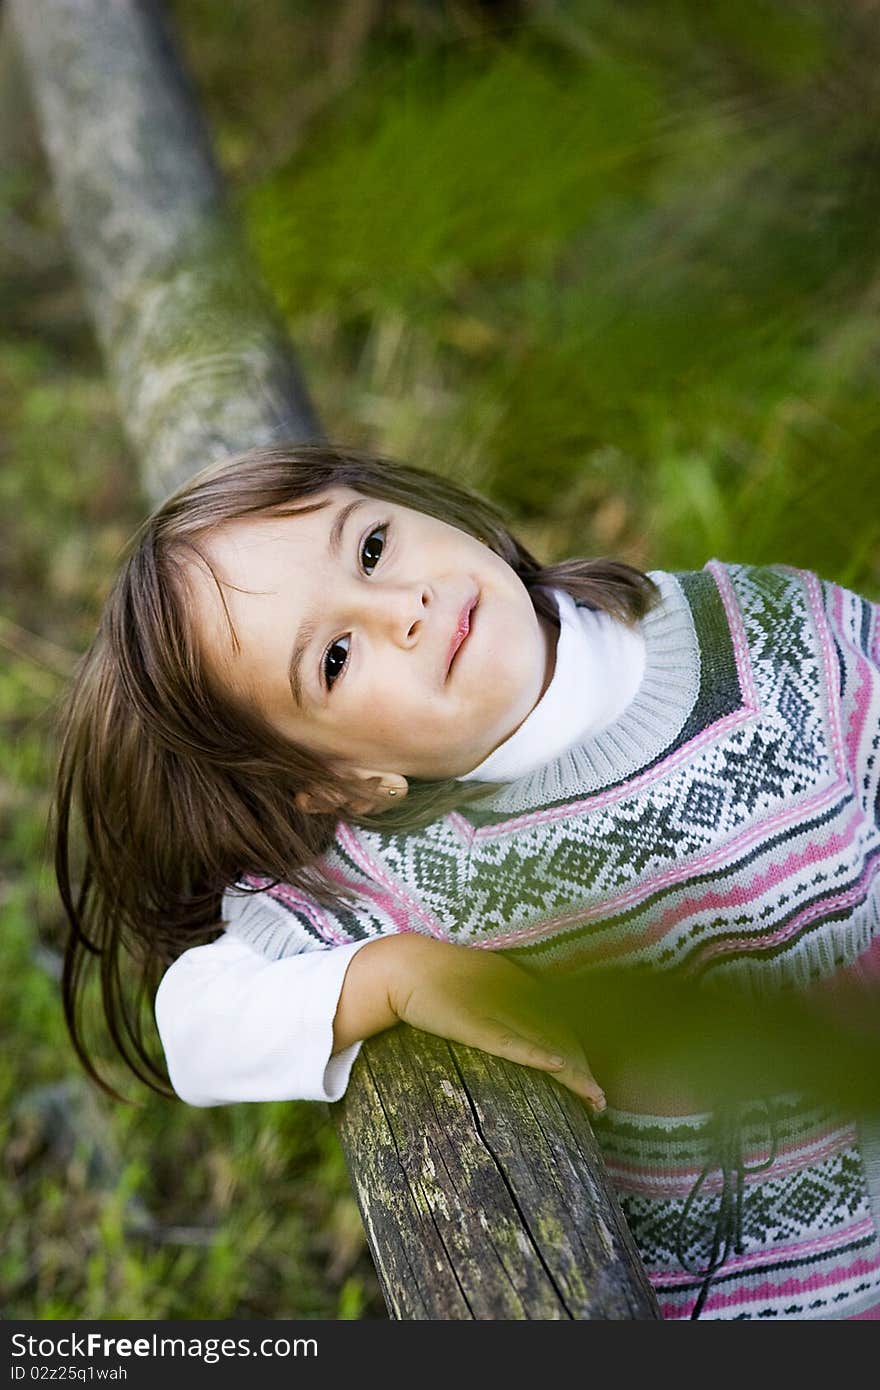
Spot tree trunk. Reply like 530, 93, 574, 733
8, 0, 320, 503
0, 15, 41, 173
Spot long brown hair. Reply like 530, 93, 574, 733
53, 443, 659, 1098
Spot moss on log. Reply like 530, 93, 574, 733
335, 1028, 659, 1319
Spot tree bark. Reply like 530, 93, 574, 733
336, 1028, 660, 1319
8, 0, 320, 503
0, 14, 41, 173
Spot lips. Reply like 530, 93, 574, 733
445, 594, 477, 679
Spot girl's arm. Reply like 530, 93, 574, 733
154, 933, 375, 1105
156, 929, 603, 1111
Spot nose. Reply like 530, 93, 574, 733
366, 582, 430, 647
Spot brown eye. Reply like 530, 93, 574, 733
323, 635, 350, 690
360, 525, 387, 575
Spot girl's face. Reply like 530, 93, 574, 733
188, 487, 556, 787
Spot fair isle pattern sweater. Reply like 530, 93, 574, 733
223, 560, 880, 1320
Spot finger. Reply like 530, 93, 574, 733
569, 1050, 606, 1110
481, 1022, 605, 1112
522, 1029, 607, 1114
481, 1022, 572, 1075
526, 1031, 606, 1112
553, 1062, 607, 1114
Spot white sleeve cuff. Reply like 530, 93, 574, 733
154, 933, 375, 1106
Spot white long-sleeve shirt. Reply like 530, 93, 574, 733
154, 589, 646, 1105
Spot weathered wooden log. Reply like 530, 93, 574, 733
336, 1028, 659, 1319
0, 15, 62, 280
0, 16, 41, 174
11, 0, 660, 1318
8, 0, 320, 504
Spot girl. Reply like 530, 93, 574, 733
55, 443, 880, 1320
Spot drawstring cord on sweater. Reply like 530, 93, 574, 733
675, 1100, 779, 1320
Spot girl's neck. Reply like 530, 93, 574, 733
536, 609, 561, 704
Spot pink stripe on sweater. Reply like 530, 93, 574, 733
834, 584, 875, 776
641, 805, 866, 957
604, 1124, 856, 1196
336, 824, 451, 940
652, 1217, 877, 1287
805, 568, 846, 775
239, 875, 351, 945
318, 860, 418, 939
705, 560, 761, 709
458, 701, 758, 841
845, 661, 873, 775
464, 788, 856, 955
695, 847, 880, 968
657, 1250, 880, 1317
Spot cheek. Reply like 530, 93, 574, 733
483, 609, 534, 668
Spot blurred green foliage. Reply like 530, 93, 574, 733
244, 0, 880, 584
1, 0, 879, 1320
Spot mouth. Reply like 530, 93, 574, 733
445, 593, 478, 680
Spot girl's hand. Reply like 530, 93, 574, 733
384, 935, 606, 1114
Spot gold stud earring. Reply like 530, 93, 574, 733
387, 787, 398, 797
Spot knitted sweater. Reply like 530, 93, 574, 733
184, 560, 880, 1319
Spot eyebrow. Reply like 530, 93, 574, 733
288, 498, 369, 708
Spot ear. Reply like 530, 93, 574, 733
294, 769, 409, 817
345, 768, 410, 815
